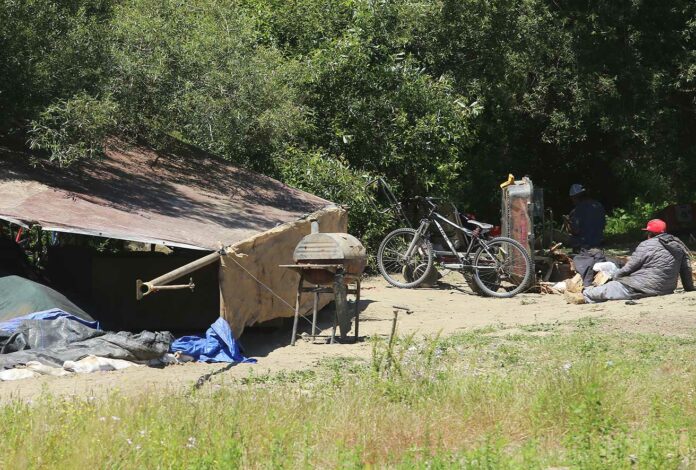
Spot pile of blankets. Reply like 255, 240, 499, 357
0, 310, 254, 381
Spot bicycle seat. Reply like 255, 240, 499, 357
467, 220, 494, 232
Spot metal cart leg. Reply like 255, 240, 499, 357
330, 272, 339, 344
330, 311, 338, 345
332, 269, 348, 343
354, 279, 361, 342
290, 273, 304, 346
311, 290, 319, 342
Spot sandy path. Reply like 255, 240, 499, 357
2, 273, 696, 400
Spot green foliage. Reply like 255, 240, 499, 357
298, 1, 480, 200
103, 0, 307, 170
274, 147, 393, 261
2, 0, 696, 241
0, 0, 112, 139
28, 93, 118, 166
605, 198, 666, 236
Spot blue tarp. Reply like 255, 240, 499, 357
170, 317, 256, 363
0, 308, 100, 333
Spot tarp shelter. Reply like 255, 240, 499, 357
0, 141, 346, 335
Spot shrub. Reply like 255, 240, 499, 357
274, 146, 394, 265
28, 93, 118, 166
605, 198, 667, 236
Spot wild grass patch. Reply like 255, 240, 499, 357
2, 325, 696, 468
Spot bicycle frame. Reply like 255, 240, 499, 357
405, 211, 479, 270
376, 194, 534, 297
404, 197, 503, 273
364, 177, 413, 227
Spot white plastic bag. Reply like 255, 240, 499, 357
593, 261, 619, 278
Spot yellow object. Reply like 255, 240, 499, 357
500, 173, 515, 189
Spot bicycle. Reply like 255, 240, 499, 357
376, 197, 534, 298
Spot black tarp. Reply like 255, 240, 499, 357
0, 316, 173, 369
45, 248, 219, 332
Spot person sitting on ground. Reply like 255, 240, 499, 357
567, 184, 607, 286
568, 184, 606, 251
565, 219, 694, 304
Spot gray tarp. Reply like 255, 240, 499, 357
0, 317, 173, 370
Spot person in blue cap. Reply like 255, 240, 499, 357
567, 184, 607, 287
568, 184, 606, 250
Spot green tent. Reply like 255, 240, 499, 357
0, 275, 92, 323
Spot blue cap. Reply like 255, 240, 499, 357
569, 184, 586, 197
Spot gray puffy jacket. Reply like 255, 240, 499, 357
615, 234, 694, 295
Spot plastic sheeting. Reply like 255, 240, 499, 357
170, 317, 255, 363
0, 308, 99, 333
0, 316, 173, 370
573, 248, 607, 287
0, 356, 140, 381
0, 141, 331, 251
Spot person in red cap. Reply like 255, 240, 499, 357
566, 218, 694, 304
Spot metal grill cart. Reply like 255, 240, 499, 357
281, 220, 367, 345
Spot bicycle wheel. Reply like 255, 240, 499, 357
472, 236, 533, 298
377, 228, 434, 288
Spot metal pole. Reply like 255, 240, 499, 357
332, 269, 347, 342
388, 310, 398, 349
137, 248, 225, 300
290, 273, 304, 346
353, 279, 361, 343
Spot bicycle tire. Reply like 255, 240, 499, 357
472, 236, 533, 298
377, 228, 435, 288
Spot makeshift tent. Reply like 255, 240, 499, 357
0, 275, 93, 323
0, 141, 347, 335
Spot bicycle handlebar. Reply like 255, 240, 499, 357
413, 196, 439, 210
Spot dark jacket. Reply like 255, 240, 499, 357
569, 198, 606, 249
615, 234, 694, 295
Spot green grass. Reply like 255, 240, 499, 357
3, 323, 696, 468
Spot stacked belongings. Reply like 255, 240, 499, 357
499, 175, 630, 294
0, 275, 173, 379
0, 275, 254, 381
501, 176, 577, 292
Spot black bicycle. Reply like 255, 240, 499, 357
376, 197, 533, 298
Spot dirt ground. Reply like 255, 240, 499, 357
2, 273, 696, 401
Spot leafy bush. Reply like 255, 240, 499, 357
104, 0, 307, 170
0, 0, 112, 139
605, 198, 667, 236
28, 94, 118, 166
4, 0, 696, 241
274, 147, 394, 264
299, 1, 480, 201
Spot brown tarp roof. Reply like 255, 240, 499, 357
0, 141, 332, 250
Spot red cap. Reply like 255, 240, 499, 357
642, 219, 667, 234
